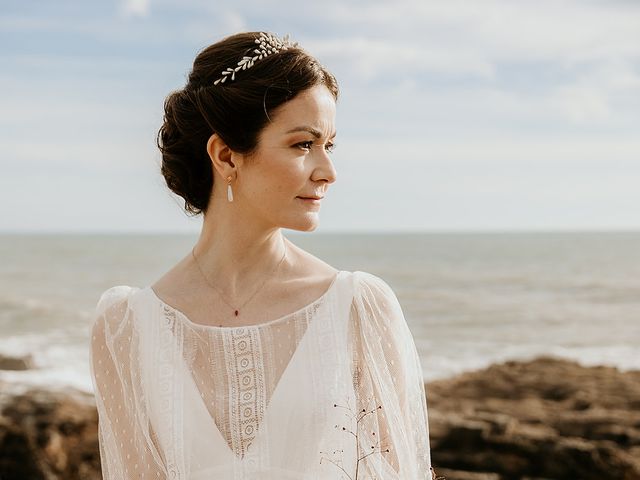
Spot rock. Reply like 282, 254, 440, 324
425, 355, 640, 480
1, 356, 638, 479
433, 467, 501, 480
0, 385, 100, 480
0, 353, 34, 371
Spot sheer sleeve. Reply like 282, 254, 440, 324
89, 286, 167, 480
350, 271, 433, 479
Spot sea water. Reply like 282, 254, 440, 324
0, 231, 638, 394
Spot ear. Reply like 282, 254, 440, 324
206, 133, 241, 179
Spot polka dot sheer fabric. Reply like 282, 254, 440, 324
89, 270, 432, 479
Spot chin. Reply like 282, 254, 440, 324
283, 217, 319, 232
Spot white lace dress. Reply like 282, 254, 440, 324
89, 270, 432, 479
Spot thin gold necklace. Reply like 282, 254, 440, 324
190, 239, 288, 323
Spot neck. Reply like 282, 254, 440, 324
190, 216, 290, 298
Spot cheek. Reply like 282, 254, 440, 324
273, 164, 305, 191
246, 150, 305, 200
249, 170, 294, 201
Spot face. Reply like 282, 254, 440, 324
233, 84, 338, 232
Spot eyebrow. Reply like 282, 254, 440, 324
285, 126, 337, 138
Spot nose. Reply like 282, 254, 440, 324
311, 146, 337, 185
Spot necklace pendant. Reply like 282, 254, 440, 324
235, 310, 239, 316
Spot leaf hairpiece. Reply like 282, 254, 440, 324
213, 32, 298, 86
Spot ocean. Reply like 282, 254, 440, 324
1, 231, 638, 395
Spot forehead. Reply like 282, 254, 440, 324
268, 84, 336, 132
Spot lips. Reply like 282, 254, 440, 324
297, 196, 324, 200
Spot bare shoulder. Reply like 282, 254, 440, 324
149, 252, 193, 303
283, 239, 339, 286
287, 240, 338, 272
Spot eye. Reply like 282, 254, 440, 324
294, 140, 336, 154
295, 141, 314, 151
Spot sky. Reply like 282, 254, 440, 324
1, 0, 639, 234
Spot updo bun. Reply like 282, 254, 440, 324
156, 31, 339, 216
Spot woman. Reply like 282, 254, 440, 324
89, 31, 433, 479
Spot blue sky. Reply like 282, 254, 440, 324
1, 0, 639, 233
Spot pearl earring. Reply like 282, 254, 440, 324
227, 175, 234, 202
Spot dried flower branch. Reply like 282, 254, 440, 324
430, 466, 446, 479
319, 393, 393, 479
319, 393, 446, 479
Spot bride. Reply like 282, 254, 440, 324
90, 31, 434, 479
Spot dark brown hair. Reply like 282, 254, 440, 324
156, 31, 339, 216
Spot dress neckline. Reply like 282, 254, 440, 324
145, 270, 344, 330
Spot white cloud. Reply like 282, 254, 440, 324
183, 10, 248, 44
305, 0, 640, 89
120, 0, 151, 18
325, 134, 640, 231
2, 0, 640, 232
305, 37, 495, 81
550, 84, 612, 124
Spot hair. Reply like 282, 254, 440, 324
156, 31, 339, 216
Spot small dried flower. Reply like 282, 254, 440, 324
320, 393, 392, 479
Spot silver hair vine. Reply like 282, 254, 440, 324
213, 32, 298, 86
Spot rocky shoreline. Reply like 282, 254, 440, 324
1, 355, 638, 479
427, 356, 640, 480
